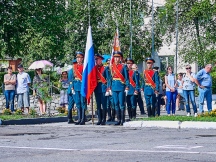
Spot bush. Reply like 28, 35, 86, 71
14, 109, 23, 115
29, 108, 37, 116
199, 109, 216, 117
56, 107, 66, 113
2, 108, 12, 115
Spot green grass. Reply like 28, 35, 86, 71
0, 113, 67, 120
137, 115, 216, 122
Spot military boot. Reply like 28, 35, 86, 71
120, 109, 125, 125
132, 108, 136, 119
68, 109, 74, 124
152, 106, 156, 117
107, 107, 112, 122
111, 109, 116, 121
147, 106, 152, 117
75, 109, 82, 125
96, 109, 102, 125
79, 109, 86, 125
127, 107, 132, 120
101, 109, 107, 125
114, 109, 121, 125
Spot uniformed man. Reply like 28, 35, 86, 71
142, 58, 159, 117
94, 54, 111, 125
71, 51, 87, 125
111, 51, 129, 125
126, 58, 139, 120
106, 58, 116, 122
67, 59, 77, 124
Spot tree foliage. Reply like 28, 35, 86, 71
155, 0, 216, 67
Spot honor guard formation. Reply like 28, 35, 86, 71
66, 50, 160, 125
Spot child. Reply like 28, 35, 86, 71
176, 73, 184, 111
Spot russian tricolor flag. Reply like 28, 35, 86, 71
81, 26, 97, 101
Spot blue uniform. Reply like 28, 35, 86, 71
94, 65, 111, 125
195, 68, 213, 113
70, 63, 87, 124
111, 63, 129, 125
126, 69, 140, 119
142, 69, 160, 117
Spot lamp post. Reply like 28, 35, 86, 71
130, 0, 132, 58
151, 0, 155, 59
175, 0, 179, 74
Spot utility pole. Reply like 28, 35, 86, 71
151, 0, 155, 59
175, 0, 179, 74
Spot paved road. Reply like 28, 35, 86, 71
0, 123, 216, 162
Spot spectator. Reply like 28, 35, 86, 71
33, 68, 49, 115
162, 80, 167, 110
16, 64, 31, 113
182, 65, 197, 117
176, 73, 184, 111
194, 64, 213, 113
165, 66, 177, 116
59, 71, 69, 108
4, 67, 16, 112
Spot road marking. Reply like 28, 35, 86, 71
0, 145, 214, 155
155, 145, 203, 150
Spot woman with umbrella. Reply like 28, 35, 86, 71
33, 68, 49, 115
29, 60, 53, 115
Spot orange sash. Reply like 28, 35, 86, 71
129, 70, 136, 88
112, 63, 125, 83
97, 66, 107, 84
73, 64, 82, 80
144, 70, 156, 89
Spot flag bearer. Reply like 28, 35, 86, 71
94, 54, 111, 125
71, 51, 87, 125
142, 58, 160, 117
111, 51, 129, 125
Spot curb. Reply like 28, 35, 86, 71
123, 121, 216, 129
0, 115, 95, 125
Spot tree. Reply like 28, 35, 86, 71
155, 0, 216, 67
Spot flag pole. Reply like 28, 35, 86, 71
88, 0, 94, 125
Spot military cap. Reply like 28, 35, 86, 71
71, 59, 77, 64
106, 58, 111, 62
113, 51, 123, 57
125, 58, 134, 64
145, 57, 155, 63
95, 54, 104, 60
76, 51, 84, 58
153, 66, 159, 70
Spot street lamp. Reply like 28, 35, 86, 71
175, 0, 179, 74
130, 0, 132, 58
151, 0, 155, 59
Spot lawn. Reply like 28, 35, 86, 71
138, 115, 216, 122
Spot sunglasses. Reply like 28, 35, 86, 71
186, 67, 191, 70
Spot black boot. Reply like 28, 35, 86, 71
75, 109, 82, 125
96, 109, 102, 125
132, 108, 136, 119
79, 109, 85, 125
120, 109, 125, 125
101, 109, 107, 125
115, 109, 121, 125
147, 106, 152, 117
152, 106, 156, 117
107, 108, 112, 122
127, 107, 132, 120
111, 109, 116, 121
68, 109, 74, 124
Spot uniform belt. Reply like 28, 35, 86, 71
113, 78, 121, 80
145, 83, 152, 86
75, 78, 81, 80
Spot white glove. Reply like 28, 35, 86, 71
134, 91, 138, 95
72, 89, 75, 95
109, 90, 112, 96
125, 90, 128, 96
105, 91, 110, 96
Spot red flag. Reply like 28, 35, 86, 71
110, 29, 121, 66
